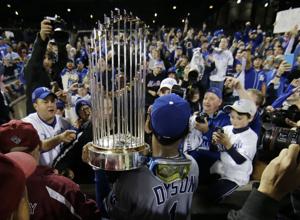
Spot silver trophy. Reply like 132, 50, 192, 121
86, 10, 150, 171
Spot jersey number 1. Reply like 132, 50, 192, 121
169, 201, 178, 220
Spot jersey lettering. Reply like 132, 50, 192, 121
233, 140, 243, 149
169, 201, 178, 220
153, 175, 197, 205
179, 177, 188, 193
153, 186, 165, 205
29, 203, 37, 215
170, 183, 178, 196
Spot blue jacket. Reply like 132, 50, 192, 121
201, 110, 231, 149
245, 68, 266, 90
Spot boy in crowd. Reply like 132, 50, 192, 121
209, 99, 258, 202
146, 60, 167, 109
61, 59, 79, 91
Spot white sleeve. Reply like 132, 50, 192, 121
228, 51, 234, 66
236, 132, 257, 160
61, 73, 69, 91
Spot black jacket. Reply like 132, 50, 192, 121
0, 90, 10, 125
24, 34, 67, 114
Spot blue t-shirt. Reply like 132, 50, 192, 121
265, 69, 276, 86
0, 44, 8, 60
76, 68, 89, 83
245, 67, 266, 90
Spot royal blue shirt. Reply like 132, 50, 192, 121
76, 68, 89, 83
245, 67, 266, 91
0, 44, 8, 60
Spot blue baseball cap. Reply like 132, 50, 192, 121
234, 32, 242, 41
56, 99, 65, 110
167, 66, 177, 74
76, 58, 83, 65
234, 59, 242, 66
206, 87, 222, 99
151, 94, 191, 144
31, 87, 57, 103
214, 29, 224, 37
75, 99, 91, 117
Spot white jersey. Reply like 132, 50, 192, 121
183, 115, 204, 152
210, 49, 234, 82
106, 154, 199, 220
210, 125, 257, 186
22, 113, 71, 166
61, 71, 79, 91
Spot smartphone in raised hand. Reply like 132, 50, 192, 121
284, 54, 294, 67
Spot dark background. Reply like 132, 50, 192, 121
0, 0, 300, 31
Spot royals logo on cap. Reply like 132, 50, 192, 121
10, 136, 21, 145
32, 87, 57, 103
0, 120, 41, 154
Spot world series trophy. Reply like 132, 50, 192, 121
85, 10, 150, 171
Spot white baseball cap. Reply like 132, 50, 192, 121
159, 77, 177, 92
224, 99, 257, 117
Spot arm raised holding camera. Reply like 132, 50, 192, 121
24, 19, 54, 114
224, 77, 252, 100
40, 19, 52, 41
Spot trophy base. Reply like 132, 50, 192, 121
86, 142, 150, 171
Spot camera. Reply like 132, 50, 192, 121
195, 112, 208, 123
262, 108, 300, 128
44, 15, 69, 44
215, 126, 224, 133
210, 126, 225, 152
261, 127, 300, 161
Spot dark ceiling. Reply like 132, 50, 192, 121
0, 0, 228, 29
0, 0, 299, 30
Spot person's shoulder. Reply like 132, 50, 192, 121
120, 166, 151, 179
56, 115, 72, 129
46, 170, 79, 191
238, 128, 258, 143
215, 110, 230, 120
245, 66, 254, 73
245, 127, 258, 137
185, 154, 199, 173
22, 112, 39, 124
224, 49, 233, 55
223, 125, 233, 132
117, 166, 153, 187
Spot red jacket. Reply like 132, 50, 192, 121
27, 166, 100, 220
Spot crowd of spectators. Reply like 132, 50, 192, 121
1, 16, 300, 220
